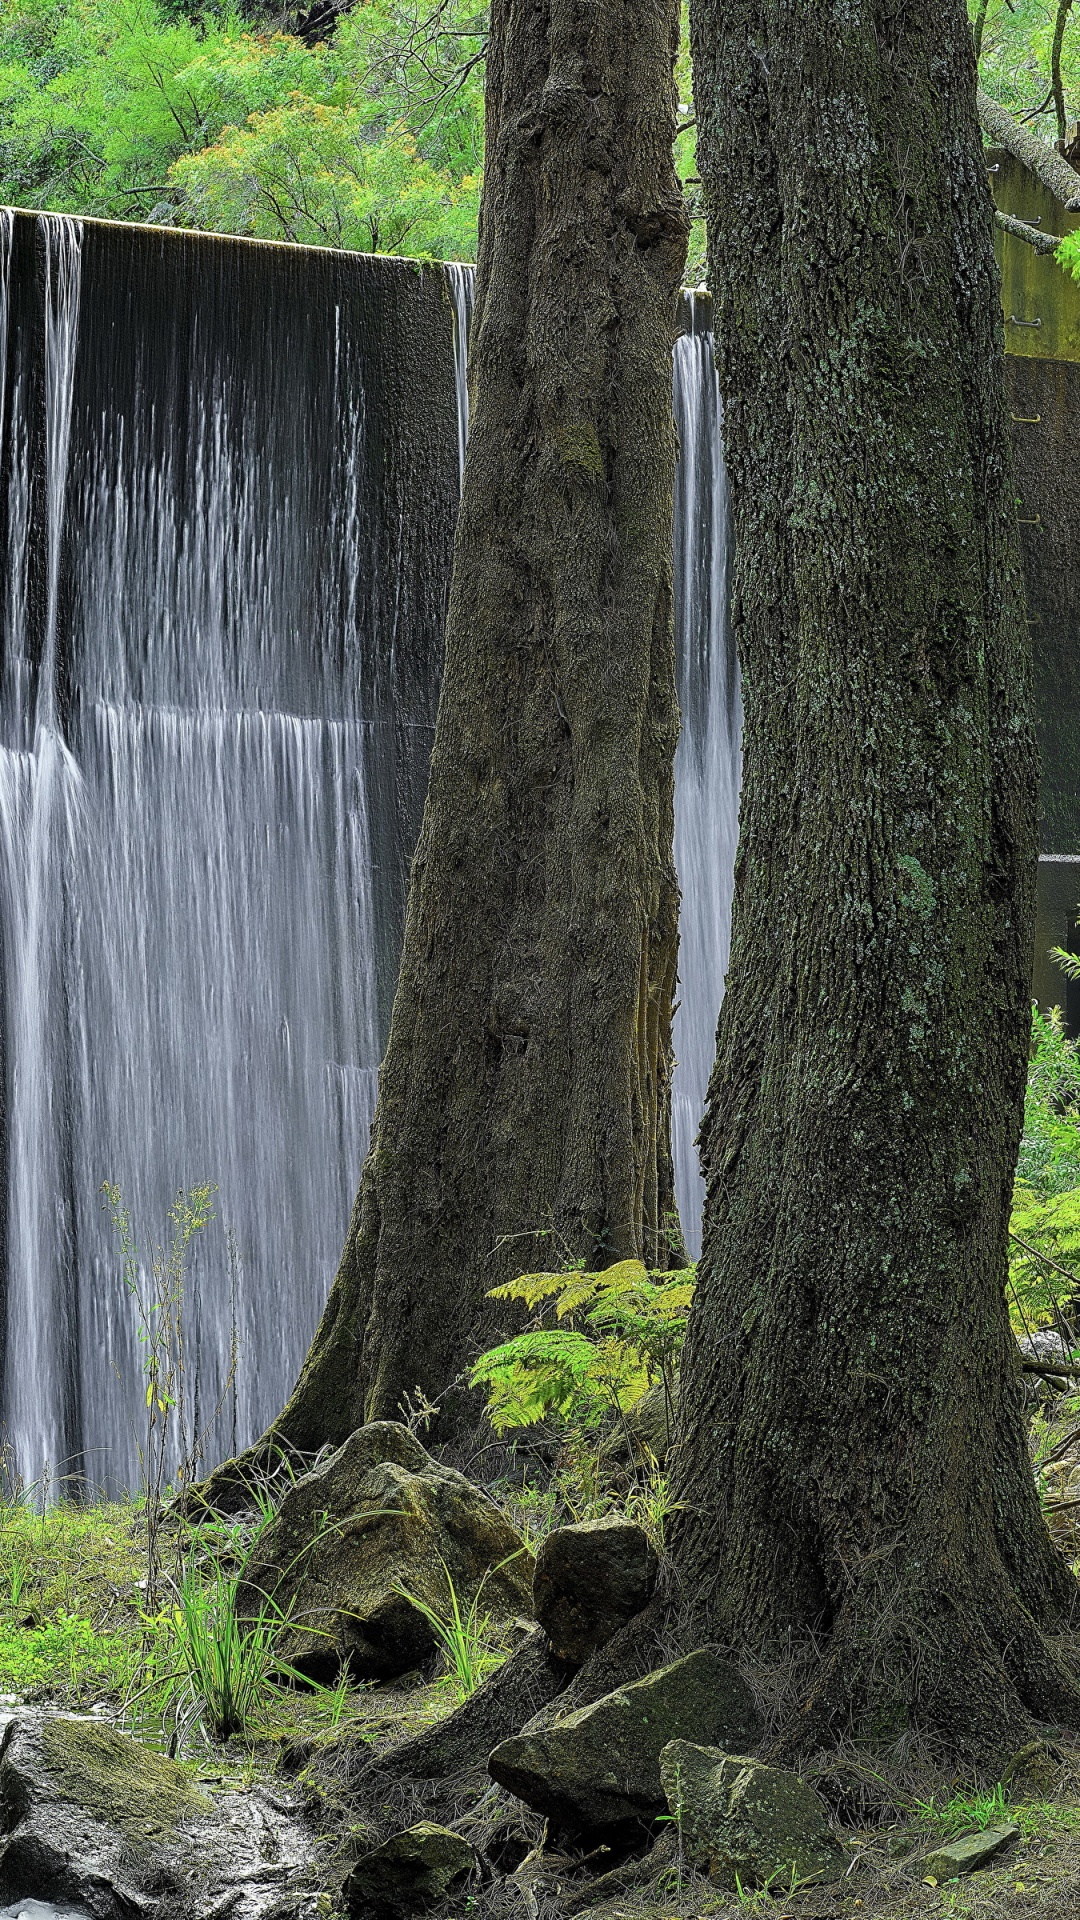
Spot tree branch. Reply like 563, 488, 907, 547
978, 85, 1080, 209
1052, 0, 1075, 145
973, 0, 991, 63
996, 207, 1066, 253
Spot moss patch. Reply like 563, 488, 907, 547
40, 1718, 211, 1841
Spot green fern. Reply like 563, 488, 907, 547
471, 1258, 694, 1434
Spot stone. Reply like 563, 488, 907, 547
533, 1516, 658, 1665
341, 1824, 474, 1918
487, 1648, 760, 1832
659, 1742, 845, 1890
0, 1711, 316, 1920
920, 1823, 1021, 1881
238, 1421, 533, 1681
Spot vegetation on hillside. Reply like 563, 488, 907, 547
0, 0, 1076, 262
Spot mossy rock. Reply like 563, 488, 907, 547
659, 1741, 846, 1889
487, 1649, 761, 1831
0, 1713, 313, 1919
342, 1822, 474, 1917
37, 1719, 210, 1848
239, 1421, 533, 1682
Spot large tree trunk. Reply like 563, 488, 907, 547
262, 0, 688, 1454
667, 0, 1080, 1755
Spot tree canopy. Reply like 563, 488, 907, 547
9, 0, 1072, 265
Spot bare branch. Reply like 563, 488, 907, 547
973, 0, 991, 63
978, 85, 1080, 208
1052, 0, 1075, 145
995, 207, 1065, 253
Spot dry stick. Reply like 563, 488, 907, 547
1009, 1229, 1080, 1295
978, 86, 1080, 208
1022, 1358, 1080, 1378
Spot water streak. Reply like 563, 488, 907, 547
671, 295, 741, 1257
447, 264, 474, 487
0, 217, 455, 1493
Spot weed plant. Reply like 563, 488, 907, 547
391, 1555, 520, 1700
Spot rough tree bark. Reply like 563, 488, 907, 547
251, 0, 689, 1458
667, 0, 1080, 1755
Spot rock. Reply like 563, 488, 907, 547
659, 1742, 845, 1890
1017, 1328, 1073, 1364
238, 1421, 533, 1681
533, 1516, 658, 1665
341, 1824, 474, 1918
0, 1712, 212, 1917
371, 1627, 571, 1781
0, 1711, 316, 1920
487, 1648, 760, 1832
921, 1823, 1020, 1880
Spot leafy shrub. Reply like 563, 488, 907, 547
469, 1258, 694, 1434
1009, 1008, 1080, 1335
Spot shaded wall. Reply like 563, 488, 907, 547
992, 156, 1080, 1011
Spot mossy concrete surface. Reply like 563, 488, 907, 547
991, 149, 1080, 363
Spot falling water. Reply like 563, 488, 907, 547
670, 295, 741, 1258
0, 225, 735, 1490
447, 264, 474, 486
0, 216, 457, 1493
1, 216, 87, 1490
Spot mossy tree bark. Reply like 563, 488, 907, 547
667, 0, 1080, 1755
268, 0, 689, 1451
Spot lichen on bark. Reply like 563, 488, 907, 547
234, 0, 691, 1468
667, 0, 1080, 1757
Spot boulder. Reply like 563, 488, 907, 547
659, 1742, 845, 1889
533, 1516, 657, 1665
487, 1649, 760, 1832
0, 1712, 316, 1920
342, 1824, 474, 1918
238, 1421, 533, 1681
920, 1823, 1020, 1881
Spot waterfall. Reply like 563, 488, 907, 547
671, 294, 741, 1258
447, 264, 474, 487
0, 214, 457, 1494
0, 222, 736, 1492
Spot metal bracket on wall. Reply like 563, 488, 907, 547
1012, 413, 1042, 423
1009, 315, 1043, 327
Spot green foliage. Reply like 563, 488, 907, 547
391, 1554, 513, 1700
147, 1547, 300, 1742
0, 0, 483, 257
0, 1497, 145, 1702
469, 1258, 694, 1435
912, 1780, 1012, 1839
1009, 1009, 1080, 1336
972, 0, 1080, 129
